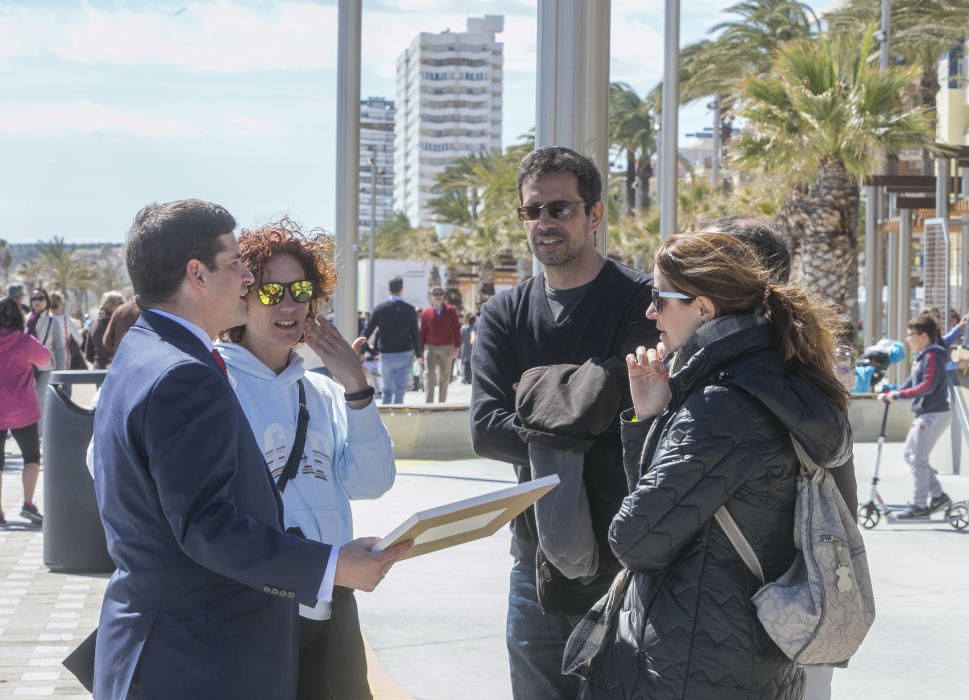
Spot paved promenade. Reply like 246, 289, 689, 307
2, 385, 967, 698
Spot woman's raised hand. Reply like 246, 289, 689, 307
626, 343, 672, 419
303, 315, 369, 394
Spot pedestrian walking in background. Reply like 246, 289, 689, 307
49, 291, 87, 370
217, 218, 396, 700
578, 232, 851, 699
362, 277, 420, 404
420, 286, 461, 403
460, 314, 476, 384
84, 291, 124, 369
25, 287, 63, 429
879, 311, 952, 519
102, 297, 141, 357
6, 283, 29, 315
0, 297, 51, 525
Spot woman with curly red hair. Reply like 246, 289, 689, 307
216, 218, 396, 700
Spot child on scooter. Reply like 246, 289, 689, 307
879, 311, 952, 519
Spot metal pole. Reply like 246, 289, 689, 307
659, 0, 680, 240
879, 0, 891, 71
368, 145, 377, 314
334, 0, 361, 340
535, 0, 611, 276
864, 185, 878, 347
898, 209, 912, 377
710, 92, 720, 190
937, 158, 952, 329
886, 215, 899, 383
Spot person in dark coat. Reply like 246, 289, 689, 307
582, 232, 852, 700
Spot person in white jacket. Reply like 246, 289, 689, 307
216, 219, 396, 700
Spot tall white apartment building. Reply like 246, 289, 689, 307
394, 15, 504, 228
359, 96, 396, 239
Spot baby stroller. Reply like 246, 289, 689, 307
852, 338, 906, 393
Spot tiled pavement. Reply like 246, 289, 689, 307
0, 461, 106, 698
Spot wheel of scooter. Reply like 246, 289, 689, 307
859, 503, 881, 529
945, 503, 969, 531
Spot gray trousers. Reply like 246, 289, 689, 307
902, 410, 950, 506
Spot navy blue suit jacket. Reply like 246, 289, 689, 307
92, 312, 331, 699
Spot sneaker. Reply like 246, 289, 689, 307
20, 502, 43, 524
929, 493, 952, 513
896, 504, 932, 519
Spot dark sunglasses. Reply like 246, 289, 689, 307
651, 288, 694, 313
30, 296, 46, 302
516, 200, 588, 223
256, 280, 315, 306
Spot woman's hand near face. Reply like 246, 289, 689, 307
304, 315, 369, 393
626, 344, 672, 419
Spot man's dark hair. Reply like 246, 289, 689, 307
0, 297, 25, 331
6, 283, 24, 300
517, 146, 602, 208
703, 216, 792, 283
388, 276, 404, 295
125, 199, 236, 309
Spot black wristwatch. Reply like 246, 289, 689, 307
344, 385, 376, 402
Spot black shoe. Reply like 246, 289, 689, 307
929, 493, 952, 513
20, 502, 43, 524
896, 505, 932, 519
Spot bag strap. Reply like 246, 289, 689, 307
714, 506, 765, 584
276, 380, 309, 493
715, 435, 817, 585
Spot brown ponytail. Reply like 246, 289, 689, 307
655, 232, 849, 410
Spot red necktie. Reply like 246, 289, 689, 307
211, 349, 228, 380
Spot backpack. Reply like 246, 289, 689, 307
715, 436, 875, 667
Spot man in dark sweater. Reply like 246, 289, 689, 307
363, 277, 420, 404
471, 146, 658, 699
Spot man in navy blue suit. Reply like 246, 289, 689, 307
90, 200, 409, 699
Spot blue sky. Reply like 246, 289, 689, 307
0, 0, 821, 244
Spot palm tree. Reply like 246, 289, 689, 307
609, 83, 657, 215
34, 236, 98, 294
827, 0, 969, 173
735, 27, 934, 320
660, 0, 819, 183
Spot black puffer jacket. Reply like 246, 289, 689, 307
583, 312, 851, 700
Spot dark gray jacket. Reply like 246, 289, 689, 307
584, 312, 851, 700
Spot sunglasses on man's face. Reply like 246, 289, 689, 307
255, 280, 315, 306
516, 201, 588, 223
651, 288, 695, 313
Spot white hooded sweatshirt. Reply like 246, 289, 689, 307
215, 342, 396, 549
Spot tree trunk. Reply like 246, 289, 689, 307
920, 66, 939, 177
427, 265, 441, 291
476, 260, 496, 310
445, 265, 463, 312
786, 158, 860, 325
625, 152, 636, 217
636, 160, 652, 212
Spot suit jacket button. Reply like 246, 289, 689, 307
263, 585, 271, 593
271, 587, 279, 595
287, 591, 295, 599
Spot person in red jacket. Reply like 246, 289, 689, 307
419, 287, 461, 403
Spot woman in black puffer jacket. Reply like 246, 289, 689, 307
581, 232, 852, 700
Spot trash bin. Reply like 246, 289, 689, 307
43, 370, 113, 573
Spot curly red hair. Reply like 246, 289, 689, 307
220, 217, 336, 343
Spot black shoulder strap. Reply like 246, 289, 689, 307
276, 380, 309, 493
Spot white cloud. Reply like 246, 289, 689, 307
0, 101, 200, 138
220, 114, 285, 136
0, 1, 336, 71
